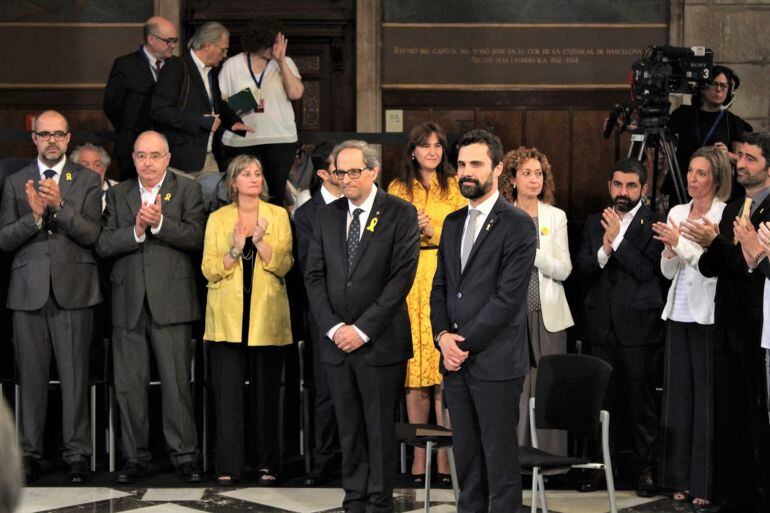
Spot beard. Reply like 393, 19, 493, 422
612, 194, 640, 213
459, 175, 493, 200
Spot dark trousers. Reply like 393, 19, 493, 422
309, 318, 340, 475
592, 331, 660, 475
223, 142, 296, 206
326, 353, 405, 513
208, 343, 285, 476
112, 303, 198, 467
712, 326, 770, 511
444, 369, 524, 513
659, 320, 714, 499
13, 297, 93, 464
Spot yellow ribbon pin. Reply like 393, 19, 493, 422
366, 217, 378, 232
164, 193, 171, 201
65, 173, 72, 181
540, 226, 550, 236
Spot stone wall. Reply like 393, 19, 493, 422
671, 0, 770, 132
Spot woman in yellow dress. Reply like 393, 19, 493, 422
387, 122, 465, 483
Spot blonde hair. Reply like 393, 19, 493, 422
690, 146, 732, 202
225, 154, 269, 202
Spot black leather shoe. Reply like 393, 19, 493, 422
23, 456, 41, 483
178, 462, 204, 483
577, 471, 605, 492
116, 462, 149, 484
636, 470, 657, 498
68, 460, 91, 483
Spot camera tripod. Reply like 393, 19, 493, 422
627, 124, 688, 208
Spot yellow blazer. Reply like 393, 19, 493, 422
202, 202, 293, 346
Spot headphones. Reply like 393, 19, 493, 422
697, 65, 741, 109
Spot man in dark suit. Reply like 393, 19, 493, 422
690, 132, 770, 513
104, 16, 178, 180
151, 21, 251, 177
294, 142, 343, 485
96, 130, 205, 484
0, 110, 102, 483
575, 158, 663, 497
305, 140, 420, 513
430, 129, 536, 513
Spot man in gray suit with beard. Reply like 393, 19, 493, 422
0, 110, 102, 484
96, 130, 205, 483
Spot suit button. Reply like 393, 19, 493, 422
456, 292, 462, 299
452, 323, 458, 329
347, 281, 352, 287
47, 230, 53, 235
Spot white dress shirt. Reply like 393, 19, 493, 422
597, 200, 643, 268
134, 173, 167, 242
190, 50, 215, 153
327, 184, 379, 344
460, 189, 499, 258
37, 156, 66, 183
142, 46, 164, 81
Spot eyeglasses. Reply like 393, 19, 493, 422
133, 152, 169, 162
332, 168, 368, 179
34, 131, 69, 141
708, 82, 729, 91
151, 34, 179, 46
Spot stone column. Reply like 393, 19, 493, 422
356, 0, 382, 133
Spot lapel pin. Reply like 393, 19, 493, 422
164, 193, 171, 201
65, 173, 72, 181
366, 217, 378, 232
640, 219, 644, 225
540, 226, 550, 236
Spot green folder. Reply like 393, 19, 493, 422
227, 88, 258, 116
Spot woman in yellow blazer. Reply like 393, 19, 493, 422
387, 122, 465, 484
202, 154, 293, 486
501, 147, 574, 457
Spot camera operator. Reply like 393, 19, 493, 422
668, 65, 753, 200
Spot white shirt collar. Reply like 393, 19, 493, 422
143, 46, 162, 67
138, 172, 167, 194
619, 199, 643, 222
38, 156, 66, 177
468, 189, 499, 216
320, 184, 342, 205
190, 49, 210, 73
348, 184, 378, 216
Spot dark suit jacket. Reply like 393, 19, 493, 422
575, 204, 664, 347
304, 188, 420, 366
151, 51, 241, 172
103, 49, 157, 159
0, 160, 102, 311
95, 171, 205, 329
294, 190, 325, 275
430, 197, 536, 381
699, 194, 770, 353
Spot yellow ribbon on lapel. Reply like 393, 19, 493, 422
164, 193, 171, 202
65, 173, 72, 181
366, 217, 378, 232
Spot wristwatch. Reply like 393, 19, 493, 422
229, 247, 242, 259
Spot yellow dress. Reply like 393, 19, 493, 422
388, 174, 466, 387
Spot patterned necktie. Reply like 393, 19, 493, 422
461, 209, 481, 272
154, 59, 162, 80
43, 169, 56, 180
347, 208, 364, 273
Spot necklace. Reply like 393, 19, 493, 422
242, 241, 256, 295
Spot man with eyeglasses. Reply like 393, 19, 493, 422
152, 21, 253, 178
104, 16, 179, 181
668, 65, 753, 201
0, 110, 102, 484
305, 140, 420, 513
96, 130, 205, 484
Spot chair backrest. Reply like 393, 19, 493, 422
533, 354, 612, 435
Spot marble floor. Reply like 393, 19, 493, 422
14, 486, 684, 513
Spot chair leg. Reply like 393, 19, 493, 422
90, 384, 97, 471
424, 441, 433, 513
531, 467, 538, 513
601, 410, 618, 513
538, 472, 548, 513
302, 388, 311, 473
447, 446, 459, 504
15, 384, 20, 435
108, 386, 115, 473
203, 389, 208, 472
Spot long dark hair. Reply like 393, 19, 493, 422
398, 122, 453, 200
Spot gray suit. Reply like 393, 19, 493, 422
0, 159, 102, 464
96, 171, 204, 467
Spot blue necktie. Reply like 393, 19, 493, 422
347, 208, 363, 273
